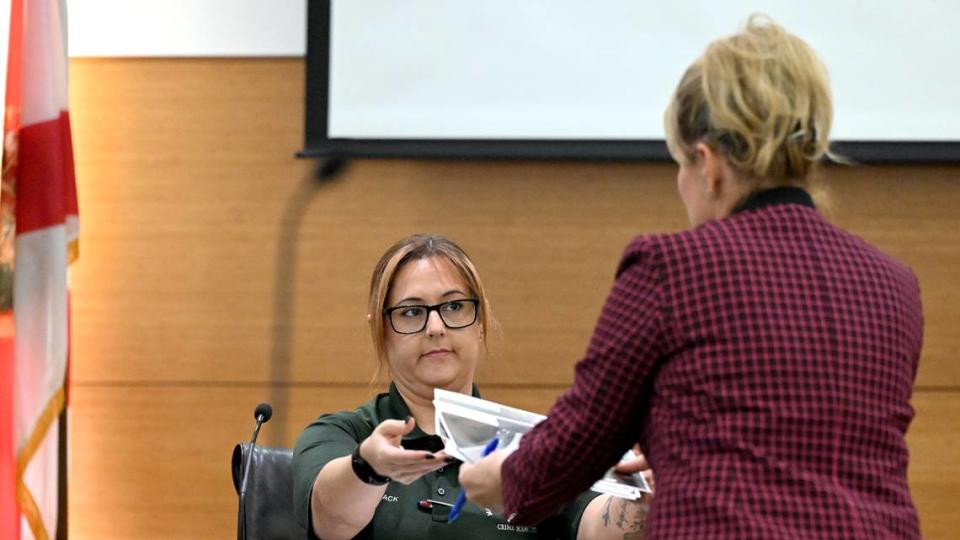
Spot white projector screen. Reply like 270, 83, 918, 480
303, 0, 960, 162
66, 0, 305, 57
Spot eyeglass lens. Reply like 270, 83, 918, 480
388, 299, 478, 334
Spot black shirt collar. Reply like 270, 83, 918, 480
731, 186, 815, 215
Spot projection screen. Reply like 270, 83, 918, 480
303, 0, 960, 162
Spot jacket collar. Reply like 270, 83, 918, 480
732, 186, 815, 215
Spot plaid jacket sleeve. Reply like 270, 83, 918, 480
501, 237, 667, 524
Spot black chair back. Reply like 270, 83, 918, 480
232, 443, 307, 539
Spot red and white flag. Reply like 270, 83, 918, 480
1, 0, 79, 538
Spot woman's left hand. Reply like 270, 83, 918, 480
458, 449, 509, 514
614, 445, 654, 492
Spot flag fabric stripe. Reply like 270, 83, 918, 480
59, 112, 77, 231
3, 0, 20, 112
18, 0, 64, 126
16, 388, 63, 491
15, 224, 68, 540
1, 0, 77, 538
15, 115, 71, 234
1, 314, 19, 539
13, 226, 69, 432
17, 393, 61, 540
0, 0, 21, 534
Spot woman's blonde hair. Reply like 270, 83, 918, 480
665, 14, 834, 183
367, 234, 495, 379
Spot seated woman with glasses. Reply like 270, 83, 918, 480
293, 234, 651, 540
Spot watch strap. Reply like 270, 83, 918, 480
351, 444, 390, 486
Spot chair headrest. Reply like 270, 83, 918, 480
232, 443, 296, 494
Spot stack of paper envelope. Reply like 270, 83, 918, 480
434, 389, 652, 500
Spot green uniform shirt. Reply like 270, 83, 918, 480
293, 384, 599, 539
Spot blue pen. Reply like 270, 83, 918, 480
448, 436, 500, 523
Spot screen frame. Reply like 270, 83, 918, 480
299, 0, 960, 163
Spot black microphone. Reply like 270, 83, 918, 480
238, 403, 273, 540
254, 402, 273, 424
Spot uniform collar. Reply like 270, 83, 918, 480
731, 186, 815, 215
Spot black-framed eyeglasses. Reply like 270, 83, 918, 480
383, 299, 480, 335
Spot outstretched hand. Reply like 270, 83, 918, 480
359, 417, 450, 485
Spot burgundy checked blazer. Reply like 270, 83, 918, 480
502, 188, 923, 539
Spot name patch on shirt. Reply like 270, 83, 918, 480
496, 523, 537, 534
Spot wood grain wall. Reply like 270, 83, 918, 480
66, 58, 960, 539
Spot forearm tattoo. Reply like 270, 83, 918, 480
600, 495, 649, 540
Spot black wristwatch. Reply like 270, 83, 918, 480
351, 444, 390, 486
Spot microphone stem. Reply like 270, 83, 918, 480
239, 416, 265, 499
237, 415, 265, 540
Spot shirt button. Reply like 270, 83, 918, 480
437, 488, 446, 496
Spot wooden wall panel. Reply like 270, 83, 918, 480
68, 106, 960, 387
69, 384, 957, 540
907, 391, 960, 540
67, 384, 572, 539
67, 58, 960, 539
